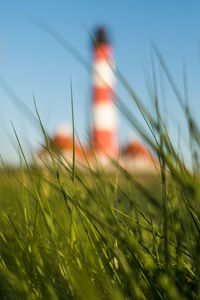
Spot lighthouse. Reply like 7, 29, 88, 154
37, 26, 157, 172
91, 27, 118, 158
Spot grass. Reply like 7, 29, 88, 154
0, 166, 161, 300
1, 29, 200, 299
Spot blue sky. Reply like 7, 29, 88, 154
1, 0, 200, 164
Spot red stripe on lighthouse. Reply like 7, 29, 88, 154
94, 44, 112, 61
93, 87, 114, 103
93, 130, 118, 156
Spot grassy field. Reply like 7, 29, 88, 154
0, 155, 199, 300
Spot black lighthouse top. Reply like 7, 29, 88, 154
94, 27, 109, 47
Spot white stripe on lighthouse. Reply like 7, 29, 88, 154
93, 102, 117, 130
93, 61, 115, 88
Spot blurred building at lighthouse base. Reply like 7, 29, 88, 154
37, 122, 158, 173
120, 139, 158, 173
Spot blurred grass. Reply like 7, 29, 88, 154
0, 160, 198, 299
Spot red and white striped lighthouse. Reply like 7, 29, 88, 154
91, 27, 118, 158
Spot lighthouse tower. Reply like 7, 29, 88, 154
91, 27, 118, 158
